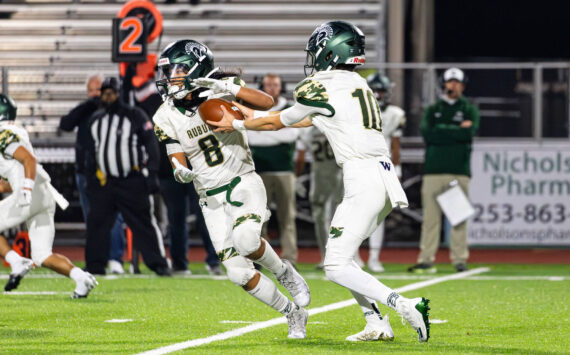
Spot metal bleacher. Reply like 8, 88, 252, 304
0, 0, 382, 141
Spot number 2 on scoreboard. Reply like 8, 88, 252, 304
119, 17, 143, 54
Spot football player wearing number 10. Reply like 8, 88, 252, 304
207, 21, 431, 342
152, 39, 311, 339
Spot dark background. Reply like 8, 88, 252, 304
433, 0, 570, 61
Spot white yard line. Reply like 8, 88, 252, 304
0, 274, 229, 280
135, 267, 490, 355
1, 272, 566, 281
301, 274, 570, 281
2, 291, 68, 295
105, 319, 134, 323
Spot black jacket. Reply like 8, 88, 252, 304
85, 100, 160, 180
59, 97, 101, 173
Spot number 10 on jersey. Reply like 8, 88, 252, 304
352, 88, 382, 131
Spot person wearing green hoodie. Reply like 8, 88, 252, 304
409, 67, 479, 274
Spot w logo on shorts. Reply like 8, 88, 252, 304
380, 161, 391, 171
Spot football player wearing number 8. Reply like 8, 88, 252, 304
206, 21, 431, 343
153, 39, 311, 339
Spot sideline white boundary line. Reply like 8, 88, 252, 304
135, 267, 490, 355
2, 291, 68, 295
1, 272, 566, 281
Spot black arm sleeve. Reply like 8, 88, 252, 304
59, 98, 100, 131
133, 107, 160, 173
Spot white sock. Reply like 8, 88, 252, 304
254, 240, 287, 278
369, 248, 380, 262
326, 262, 398, 309
5, 250, 23, 265
247, 273, 292, 314
351, 291, 383, 325
69, 267, 85, 282
394, 295, 414, 313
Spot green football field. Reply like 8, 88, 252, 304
1, 263, 569, 354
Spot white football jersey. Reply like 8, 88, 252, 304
153, 95, 255, 195
0, 122, 35, 190
298, 126, 338, 172
380, 104, 405, 152
292, 70, 390, 167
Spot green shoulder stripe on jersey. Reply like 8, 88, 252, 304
153, 125, 179, 145
295, 79, 328, 102
294, 79, 335, 117
0, 129, 20, 155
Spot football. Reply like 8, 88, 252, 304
198, 98, 244, 128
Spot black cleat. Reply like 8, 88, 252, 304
155, 266, 172, 276
407, 263, 437, 274
5, 274, 23, 292
454, 263, 468, 272
4, 258, 34, 292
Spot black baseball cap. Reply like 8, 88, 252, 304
101, 77, 120, 92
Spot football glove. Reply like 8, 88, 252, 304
172, 157, 196, 183
193, 78, 241, 98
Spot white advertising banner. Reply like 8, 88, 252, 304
468, 142, 570, 246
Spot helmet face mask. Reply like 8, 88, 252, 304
0, 94, 17, 122
156, 40, 215, 100
157, 63, 194, 99
304, 51, 317, 76
304, 21, 366, 76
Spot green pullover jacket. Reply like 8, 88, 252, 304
420, 96, 480, 177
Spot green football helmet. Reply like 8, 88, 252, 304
155, 39, 216, 100
304, 21, 366, 76
367, 73, 393, 105
0, 94, 17, 122
367, 73, 392, 92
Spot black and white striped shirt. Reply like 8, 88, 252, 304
88, 102, 159, 178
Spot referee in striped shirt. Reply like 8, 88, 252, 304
85, 77, 170, 276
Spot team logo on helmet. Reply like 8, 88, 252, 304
315, 24, 333, 46
185, 42, 206, 58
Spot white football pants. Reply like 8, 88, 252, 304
0, 183, 56, 265
200, 172, 269, 285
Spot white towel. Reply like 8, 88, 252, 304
47, 183, 69, 210
37, 165, 69, 210
377, 156, 409, 209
